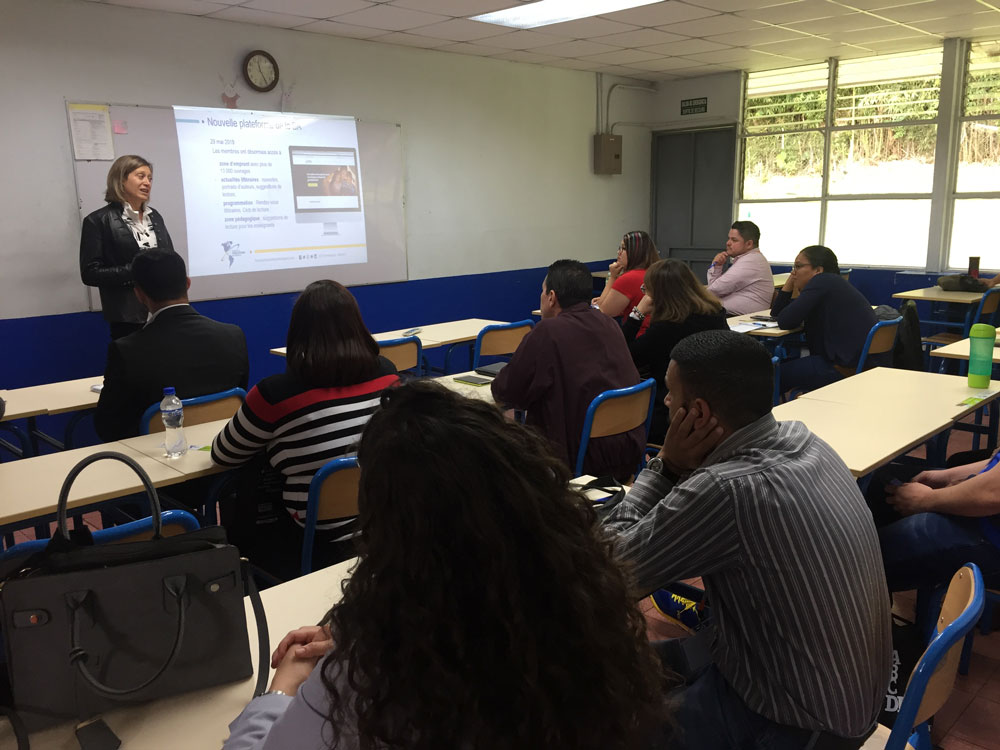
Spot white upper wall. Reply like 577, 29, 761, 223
1, 0, 664, 319
649, 71, 743, 131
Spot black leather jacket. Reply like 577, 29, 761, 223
79, 202, 174, 323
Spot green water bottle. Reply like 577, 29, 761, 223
968, 323, 996, 389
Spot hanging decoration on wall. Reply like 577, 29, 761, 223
280, 82, 295, 113
219, 75, 240, 109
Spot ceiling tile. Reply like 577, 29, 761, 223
629, 55, 706, 70
545, 58, 603, 69
388, 0, 512, 16
684, 45, 790, 62
753, 37, 848, 55
241, 0, 371, 18
600, 1, 719, 27
911, 11, 1000, 34
667, 12, 774, 34
683, 0, 798, 10
492, 50, 561, 63
373, 31, 452, 47
332, 4, 449, 30
532, 39, 624, 57
591, 28, 687, 47
296, 19, 388, 36
789, 12, 892, 33
473, 29, 566, 49
738, 0, 856, 24
832, 25, 936, 43
592, 64, 655, 78
668, 63, 729, 75
868, 0, 971, 24
439, 41, 508, 55
705, 24, 812, 45
538, 17, 640, 38
104, 0, 229, 13
408, 17, 509, 40
639, 37, 730, 54
581, 48, 664, 64
205, 5, 312, 26
829, 0, 931, 8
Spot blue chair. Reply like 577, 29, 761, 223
378, 335, 423, 376
862, 564, 985, 750
472, 320, 534, 370
575, 378, 656, 477
0, 509, 200, 562
302, 456, 360, 576
771, 355, 781, 406
832, 317, 902, 379
923, 286, 1000, 354
139, 387, 246, 434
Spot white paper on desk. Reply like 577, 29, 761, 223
68, 103, 114, 161
730, 322, 760, 332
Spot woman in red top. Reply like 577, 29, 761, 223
593, 231, 659, 329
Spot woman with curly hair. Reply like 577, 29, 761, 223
225, 380, 670, 750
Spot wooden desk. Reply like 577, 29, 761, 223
0, 558, 355, 749
592, 270, 610, 280
0, 443, 189, 528
0, 377, 102, 422
773, 273, 789, 287
435, 372, 497, 404
727, 310, 800, 338
119, 419, 229, 481
773, 398, 950, 478
271, 318, 508, 357
930, 338, 1000, 364
892, 287, 984, 304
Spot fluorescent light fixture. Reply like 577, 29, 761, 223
471, 0, 662, 29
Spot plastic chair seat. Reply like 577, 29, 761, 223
921, 333, 962, 347
860, 725, 916, 750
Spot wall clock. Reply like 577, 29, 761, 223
242, 50, 279, 93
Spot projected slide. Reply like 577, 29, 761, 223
174, 107, 367, 278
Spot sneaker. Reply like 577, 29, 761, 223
650, 588, 704, 633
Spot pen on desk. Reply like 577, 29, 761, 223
403, 327, 422, 336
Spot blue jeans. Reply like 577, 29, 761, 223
779, 355, 843, 395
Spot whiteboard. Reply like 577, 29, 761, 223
70, 102, 407, 310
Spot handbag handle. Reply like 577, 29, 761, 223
66, 576, 187, 697
56, 451, 162, 541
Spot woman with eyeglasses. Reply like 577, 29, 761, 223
622, 259, 728, 444
223, 381, 672, 750
593, 231, 660, 329
772, 245, 877, 395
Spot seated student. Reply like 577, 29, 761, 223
870, 455, 1000, 594
706, 221, 773, 316
602, 330, 891, 750
211, 280, 398, 573
593, 231, 659, 328
492, 259, 645, 480
223, 381, 670, 750
93, 249, 248, 442
621, 258, 727, 444
771, 245, 876, 394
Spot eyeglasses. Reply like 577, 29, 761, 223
792, 262, 813, 271
640, 283, 646, 293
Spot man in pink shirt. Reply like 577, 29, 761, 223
706, 221, 773, 316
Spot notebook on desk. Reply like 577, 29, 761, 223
474, 362, 507, 377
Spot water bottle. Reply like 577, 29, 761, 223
160, 387, 187, 458
968, 323, 996, 390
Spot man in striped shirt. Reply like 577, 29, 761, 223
602, 330, 891, 750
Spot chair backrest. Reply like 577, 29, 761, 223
841, 268, 852, 282
0, 510, 200, 561
771, 355, 781, 406
473, 320, 534, 369
886, 564, 985, 750
378, 335, 423, 374
140, 387, 247, 434
975, 286, 1000, 325
575, 378, 656, 476
856, 317, 902, 373
302, 456, 360, 576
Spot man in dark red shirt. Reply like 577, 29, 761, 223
492, 259, 645, 480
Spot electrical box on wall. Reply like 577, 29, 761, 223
593, 133, 622, 175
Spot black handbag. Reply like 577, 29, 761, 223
0, 451, 270, 746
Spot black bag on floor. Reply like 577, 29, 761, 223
0, 451, 269, 742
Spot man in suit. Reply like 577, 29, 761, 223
94, 249, 249, 441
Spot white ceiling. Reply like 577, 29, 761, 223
83, 0, 1000, 82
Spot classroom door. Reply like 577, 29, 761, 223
651, 127, 737, 282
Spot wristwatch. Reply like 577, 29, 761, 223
646, 456, 679, 481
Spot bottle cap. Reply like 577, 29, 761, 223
163, 387, 176, 395
970, 323, 996, 339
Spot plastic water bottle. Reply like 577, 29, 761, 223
160, 387, 187, 458
968, 323, 996, 390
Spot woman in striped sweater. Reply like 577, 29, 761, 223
212, 280, 398, 574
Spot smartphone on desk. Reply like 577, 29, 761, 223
749, 314, 775, 322
453, 375, 492, 386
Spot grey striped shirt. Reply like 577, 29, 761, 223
603, 413, 891, 737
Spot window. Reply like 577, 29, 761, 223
951, 42, 1000, 269
739, 49, 943, 268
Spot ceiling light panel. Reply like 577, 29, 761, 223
471, 0, 662, 29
